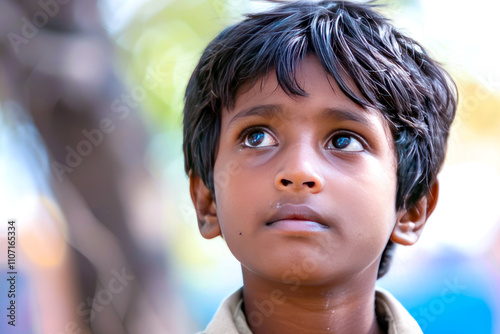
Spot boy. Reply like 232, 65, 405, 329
183, 1, 457, 333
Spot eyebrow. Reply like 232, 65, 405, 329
227, 104, 286, 130
227, 104, 374, 130
320, 107, 372, 127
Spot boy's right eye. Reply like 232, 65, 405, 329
241, 128, 278, 148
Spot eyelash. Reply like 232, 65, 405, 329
326, 130, 367, 152
237, 125, 367, 151
237, 125, 276, 149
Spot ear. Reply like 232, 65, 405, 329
189, 174, 221, 239
391, 180, 439, 246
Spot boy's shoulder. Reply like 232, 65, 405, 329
199, 287, 423, 334
198, 289, 250, 334
374, 287, 423, 334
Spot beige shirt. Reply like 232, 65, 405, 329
200, 288, 422, 334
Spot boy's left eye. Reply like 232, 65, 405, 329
326, 133, 364, 152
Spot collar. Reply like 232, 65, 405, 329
202, 287, 422, 334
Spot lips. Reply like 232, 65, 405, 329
266, 204, 330, 231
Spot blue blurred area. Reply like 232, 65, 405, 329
379, 249, 499, 333
0, 273, 35, 334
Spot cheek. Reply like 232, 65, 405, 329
365, 169, 398, 240
340, 160, 398, 242
214, 150, 272, 205
213, 173, 263, 269
213, 161, 261, 233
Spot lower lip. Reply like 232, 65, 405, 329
266, 220, 328, 232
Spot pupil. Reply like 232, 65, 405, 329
248, 131, 264, 146
334, 136, 350, 149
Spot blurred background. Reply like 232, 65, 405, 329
0, 0, 499, 333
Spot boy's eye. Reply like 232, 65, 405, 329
242, 129, 277, 148
327, 133, 364, 152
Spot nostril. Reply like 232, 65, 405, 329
281, 179, 293, 186
303, 181, 315, 188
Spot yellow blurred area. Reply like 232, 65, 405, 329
458, 80, 500, 135
21, 196, 68, 268
114, 0, 240, 129
446, 77, 500, 173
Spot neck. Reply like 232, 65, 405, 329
241, 268, 383, 334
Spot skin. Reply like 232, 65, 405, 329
190, 55, 438, 333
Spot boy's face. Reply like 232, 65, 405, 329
196, 56, 416, 284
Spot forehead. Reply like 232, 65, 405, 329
222, 56, 393, 140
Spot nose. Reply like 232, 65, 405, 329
274, 147, 324, 193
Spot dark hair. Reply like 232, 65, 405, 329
183, 0, 457, 278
